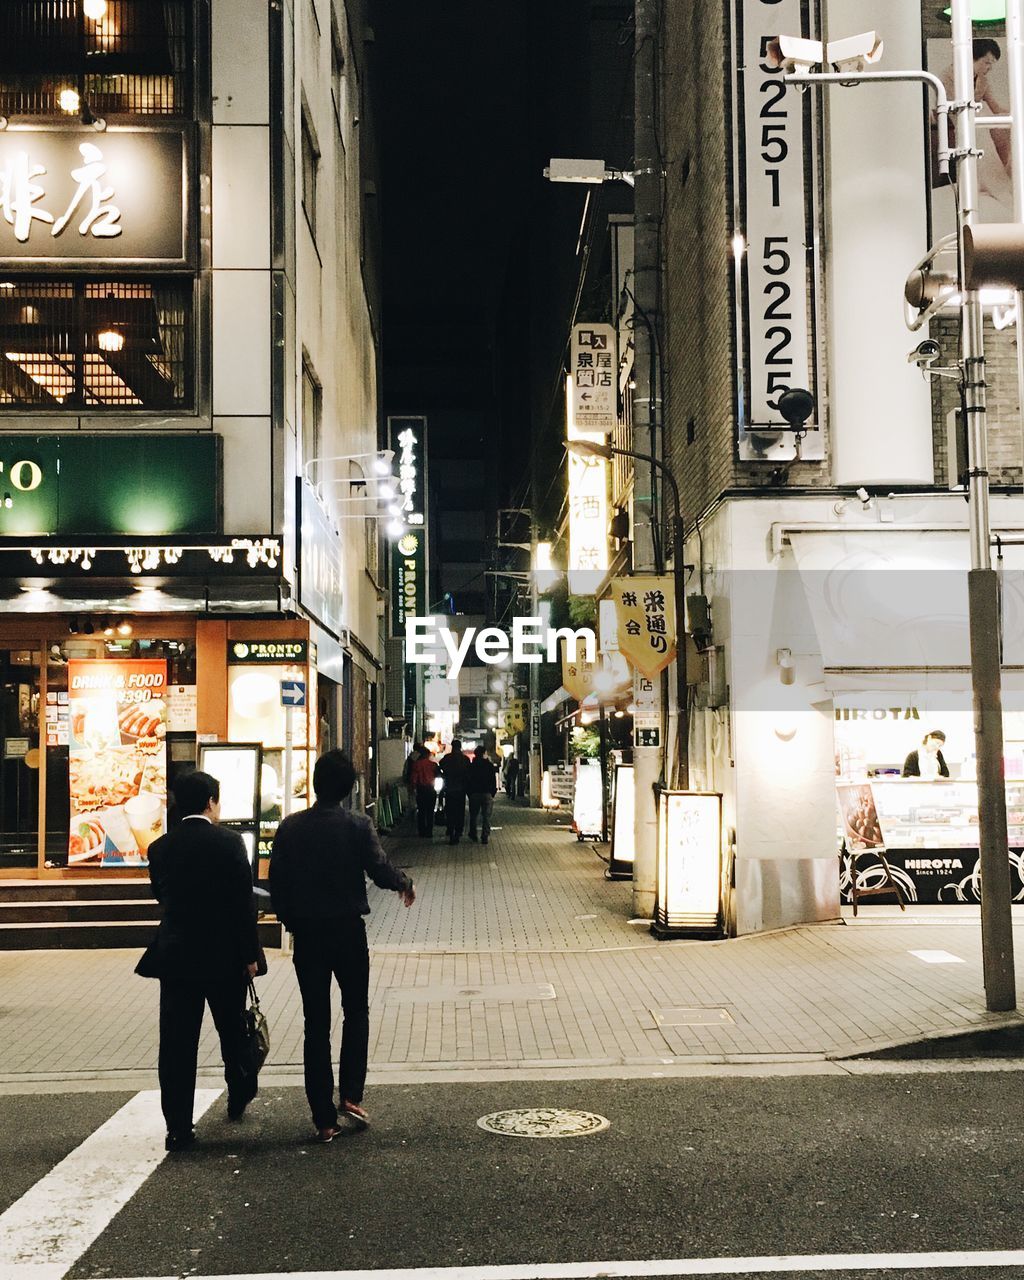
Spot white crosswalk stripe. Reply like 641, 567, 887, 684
0, 1088, 221, 1280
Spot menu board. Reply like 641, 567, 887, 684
67, 659, 168, 867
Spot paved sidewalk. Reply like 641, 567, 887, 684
2, 797, 1024, 1082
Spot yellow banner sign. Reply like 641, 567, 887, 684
562, 637, 598, 702
610, 576, 677, 679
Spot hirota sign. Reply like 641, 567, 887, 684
0, 130, 188, 265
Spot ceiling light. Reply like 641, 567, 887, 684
97, 328, 124, 353
59, 88, 81, 114
117, 621, 133, 636
83, 0, 108, 18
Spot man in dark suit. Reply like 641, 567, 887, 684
147, 770, 261, 1151
270, 750, 415, 1143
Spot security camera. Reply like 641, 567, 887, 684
775, 34, 824, 76
908, 339, 941, 368
826, 31, 884, 74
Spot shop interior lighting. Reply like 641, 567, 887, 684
117, 621, 132, 636
59, 88, 81, 114
97, 328, 125, 353
82, 0, 108, 18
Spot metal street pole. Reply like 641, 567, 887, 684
952, 0, 1016, 1011
529, 515, 542, 806
566, 439, 688, 790
632, 0, 663, 919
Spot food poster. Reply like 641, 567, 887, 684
67, 660, 168, 867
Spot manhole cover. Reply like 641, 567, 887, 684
477, 1108, 610, 1138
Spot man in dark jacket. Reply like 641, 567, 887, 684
467, 746, 498, 844
147, 770, 261, 1151
270, 750, 415, 1142
439, 738, 471, 844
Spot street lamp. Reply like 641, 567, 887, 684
565, 437, 688, 789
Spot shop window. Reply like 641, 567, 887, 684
301, 106, 320, 241
0, 0, 192, 120
0, 278, 193, 410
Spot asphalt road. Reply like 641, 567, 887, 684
3, 1070, 1023, 1280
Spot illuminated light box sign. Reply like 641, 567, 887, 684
0, 435, 218, 536
388, 415, 428, 637
654, 789, 723, 936
0, 129, 189, 265
608, 762, 635, 878
229, 640, 308, 665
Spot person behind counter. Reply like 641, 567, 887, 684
902, 729, 950, 780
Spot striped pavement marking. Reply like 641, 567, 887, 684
49, 1252, 1024, 1279
0, 1087, 221, 1280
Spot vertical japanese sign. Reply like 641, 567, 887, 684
567, 376, 609, 596
67, 660, 168, 867
571, 323, 617, 433
610, 576, 676, 678
739, 0, 813, 440
561, 637, 598, 702
389, 416, 428, 636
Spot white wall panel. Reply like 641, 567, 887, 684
215, 417, 273, 532
826, 0, 934, 485
212, 128, 270, 270
212, 271, 271, 416
212, 0, 269, 124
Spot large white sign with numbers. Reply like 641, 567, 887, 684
740, 0, 814, 445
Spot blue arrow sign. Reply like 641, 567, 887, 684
280, 679, 307, 708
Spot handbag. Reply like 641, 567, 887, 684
240, 980, 270, 1076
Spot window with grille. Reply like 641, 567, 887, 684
0, 278, 192, 409
0, 0, 191, 119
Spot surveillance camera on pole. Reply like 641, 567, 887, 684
771, 35, 823, 76
826, 31, 883, 74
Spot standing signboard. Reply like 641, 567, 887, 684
67, 659, 168, 866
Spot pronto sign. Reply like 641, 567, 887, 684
0, 129, 189, 266
389, 415, 428, 636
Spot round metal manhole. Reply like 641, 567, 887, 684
477, 1107, 610, 1138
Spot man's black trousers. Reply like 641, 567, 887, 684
292, 917, 370, 1127
415, 784, 435, 836
445, 787, 467, 839
158, 969, 248, 1136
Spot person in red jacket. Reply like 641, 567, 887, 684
408, 745, 440, 837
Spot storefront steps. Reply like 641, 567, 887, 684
0, 881, 282, 951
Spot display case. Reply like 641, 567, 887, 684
869, 779, 1024, 849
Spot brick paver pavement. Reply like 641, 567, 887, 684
2, 797, 1023, 1081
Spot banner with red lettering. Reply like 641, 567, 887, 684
67, 659, 168, 866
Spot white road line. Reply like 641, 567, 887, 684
0, 1087, 221, 1280
75, 1251, 1024, 1280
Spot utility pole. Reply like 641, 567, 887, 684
951, 0, 1016, 1011
631, 0, 663, 919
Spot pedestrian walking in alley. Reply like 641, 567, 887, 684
143, 770, 262, 1152
269, 750, 415, 1143
467, 745, 497, 844
503, 753, 520, 802
439, 738, 471, 844
408, 744, 439, 837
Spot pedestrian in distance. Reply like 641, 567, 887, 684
408, 744, 440, 837
269, 750, 415, 1143
143, 770, 262, 1152
467, 745, 498, 844
402, 741, 422, 803
439, 738, 472, 844
503, 754, 520, 802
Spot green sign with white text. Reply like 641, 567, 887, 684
0, 435, 219, 536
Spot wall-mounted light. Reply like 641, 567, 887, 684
59, 88, 81, 114
386, 518, 405, 538
776, 648, 796, 686
97, 328, 124, 353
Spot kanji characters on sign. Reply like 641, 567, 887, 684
610, 575, 677, 678
1, 143, 122, 243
